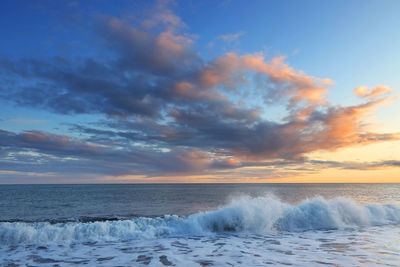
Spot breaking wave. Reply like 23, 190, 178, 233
1, 196, 400, 244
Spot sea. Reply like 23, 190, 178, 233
1, 183, 400, 266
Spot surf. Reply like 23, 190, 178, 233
1, 196, 399, 244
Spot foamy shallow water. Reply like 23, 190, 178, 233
1, 196, 400, 266
2, 226, 400, 266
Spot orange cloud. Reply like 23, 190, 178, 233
198, 52, 332, 107
354, 85, 393, 99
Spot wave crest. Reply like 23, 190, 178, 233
188, 196, 400, 232
1, 196, 400, 244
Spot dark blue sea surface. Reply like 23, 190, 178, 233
1, 183, 400, 221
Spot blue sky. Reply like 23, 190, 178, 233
0, 0, 399, 183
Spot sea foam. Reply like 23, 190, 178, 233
1, 196, 399, 244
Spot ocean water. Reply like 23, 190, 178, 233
1, 183, 400, 266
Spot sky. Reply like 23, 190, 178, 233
0, 0, 399, 183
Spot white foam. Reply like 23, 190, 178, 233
1, 196, 400, 245
2, 226, 400, 266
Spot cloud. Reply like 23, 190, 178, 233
0, 1, 399, 181
309, 159, 400, 170
141, 0, 186, 30
217, 31, 245, 42
8, 118, 47, 124
198, 53, 332, 107
354, 85, 393, 99
0, 129, 99, 156
0, 129, 249, 177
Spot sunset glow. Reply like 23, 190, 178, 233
0, 0, 399, 183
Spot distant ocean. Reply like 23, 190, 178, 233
1, 183, 400, 266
